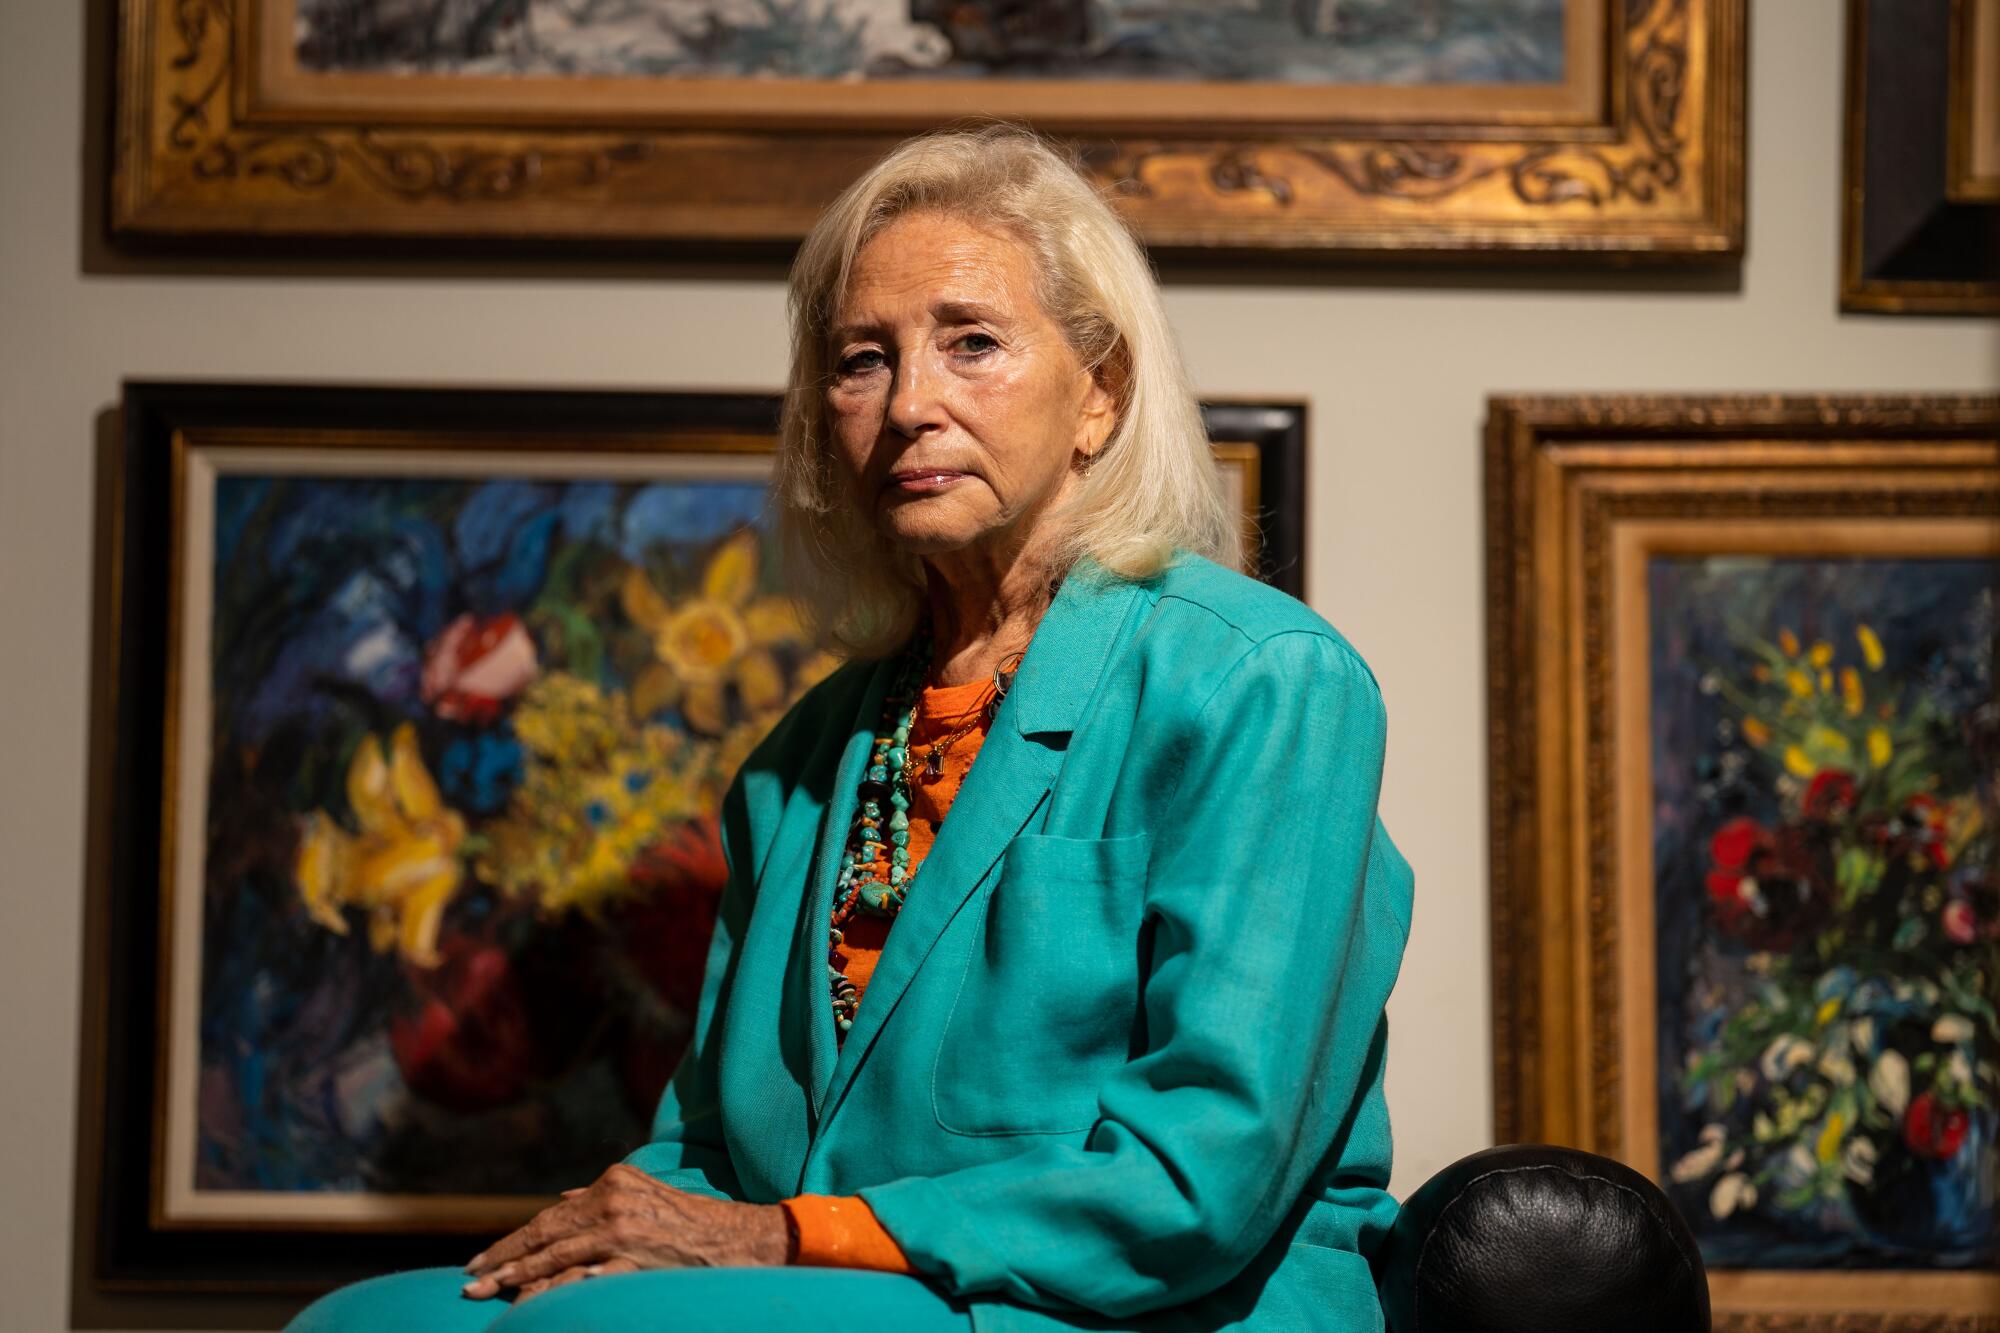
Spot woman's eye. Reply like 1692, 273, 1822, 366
838, 349, 885, 375
953, 332, 999, 358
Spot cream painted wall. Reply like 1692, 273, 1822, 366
3, 3, 1996, 1330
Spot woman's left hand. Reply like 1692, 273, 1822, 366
461, 1163, 791, 1301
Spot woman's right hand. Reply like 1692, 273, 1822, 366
461, 1163, 791, 1301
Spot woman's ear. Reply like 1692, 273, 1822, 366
1075, 346, 1125, 461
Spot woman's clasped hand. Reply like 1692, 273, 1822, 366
460, 1164, 791, 1302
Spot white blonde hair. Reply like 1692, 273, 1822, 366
774, 124, 1235, 656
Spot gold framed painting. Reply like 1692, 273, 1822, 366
1843, 0, 2000, 313
111, 0, 1743, 260
1487, 394, 2000, 1329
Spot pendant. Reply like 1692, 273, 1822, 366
924, 747, 944, 778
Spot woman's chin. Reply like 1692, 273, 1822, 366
876, 503, 989, 556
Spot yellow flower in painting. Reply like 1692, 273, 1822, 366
621, 531, 807, 736
1867, 727, 1892, 768
1742, 717, 1771, 746
480, 672, 712, 920
1809, 641, 1834, 668
1816, 1111, 1848, 1165
1840, 667, 1863, 716
1779, 628, 1801, 656
1784, 746, 1816, 778
1805, 725, 1852, 759
295, 723, 467, 967
1785, 668, 1814, 699
1817, 669, 1834, 694
510, 669, 621, 762
1945, 799, 1985, 864
1856, 624, 1885, 670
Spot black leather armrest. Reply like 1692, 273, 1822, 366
1373, 1144, 1710, 1333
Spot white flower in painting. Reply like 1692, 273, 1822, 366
1671, 1125, 1729, 1182
1816, 1040, 1856, 1088
1760, 1035, 1815, 1082
1868, 1050, 1910, 1117
1934, 1014, 1975, 1044
1710, 1173, 1757, 1220
1948, 1049, 1974, 1089
1850, 1018, 1876, 1054
1842, 1136, 1878, 1186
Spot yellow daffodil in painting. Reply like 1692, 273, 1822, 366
620, 531, 810, 736
295, 723, 467, 968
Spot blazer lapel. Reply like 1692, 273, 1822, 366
809, 565, 1145, 1127
797, 655, 894, 1125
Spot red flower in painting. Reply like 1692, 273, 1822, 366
389, 935, 538, 1113
1944, 900, 1980, 945
622, 815, 730, 1013
1704, 817, 1830, 949
1706, 817, 1770, 924
1802, 770, 1859, 820
421, 612, 538, 724
1904, 1091, 1971, 1160
614, 815, 731, 1115
1903, 794, 1953, 870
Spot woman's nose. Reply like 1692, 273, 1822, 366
886, 358, 946, 438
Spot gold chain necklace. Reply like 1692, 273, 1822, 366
914, 650, 1024, 779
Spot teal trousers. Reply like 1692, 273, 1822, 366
286, 1265, 975, 1332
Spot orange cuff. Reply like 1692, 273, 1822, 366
780, 1194, 917, 1274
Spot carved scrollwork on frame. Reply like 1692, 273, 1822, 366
1091, 0, 1725, 250
124, 0, 658, 226
114, 0, 1742, 254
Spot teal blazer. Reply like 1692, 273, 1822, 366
625, 553, 1415, 1333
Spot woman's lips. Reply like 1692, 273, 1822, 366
888, 470, 968, 493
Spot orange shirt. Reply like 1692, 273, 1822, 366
784, 668, 996, 1272
783, 675, 994, 1274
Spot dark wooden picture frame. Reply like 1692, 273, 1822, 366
1842, 0, 2000, 313
1486, 393, 2000, 1330
111, 0, 1743, 262
78, 382, 1306, 1305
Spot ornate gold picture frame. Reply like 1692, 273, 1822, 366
1488, 394, 2000, 1330
111, 0, 1743, 260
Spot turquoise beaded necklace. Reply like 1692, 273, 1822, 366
824, 626, 1024, 1037
825, 627, 935, 1036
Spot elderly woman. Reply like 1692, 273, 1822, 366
292, 126, 1413, 1333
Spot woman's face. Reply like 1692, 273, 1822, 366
823, 211, 1115, 563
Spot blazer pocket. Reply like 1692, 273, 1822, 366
932, 832, 1151, 1137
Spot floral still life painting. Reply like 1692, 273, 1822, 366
182, 466, 834, 1215
1650, 557, 2000, 1270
